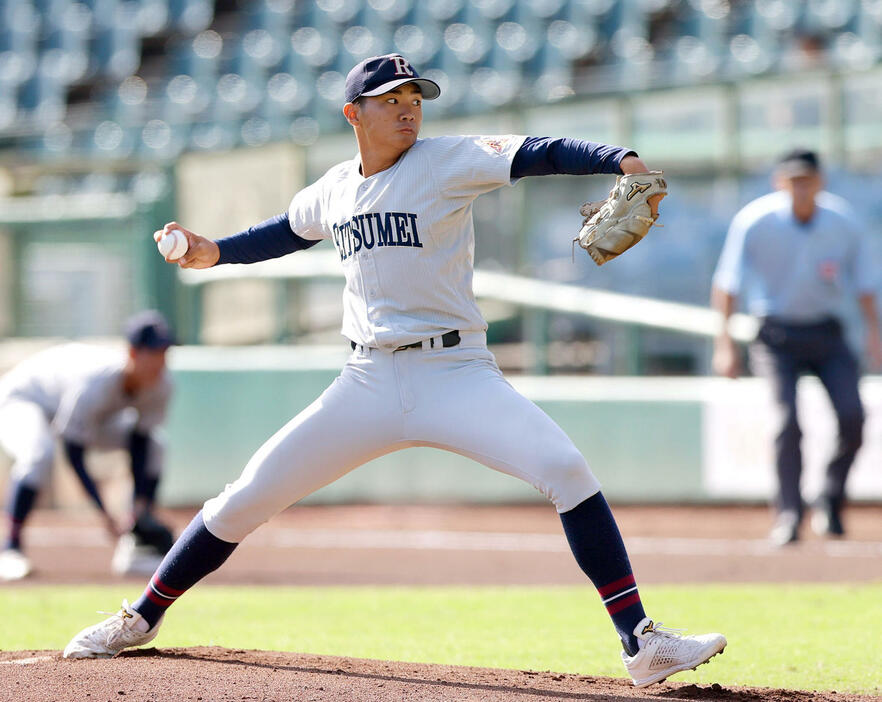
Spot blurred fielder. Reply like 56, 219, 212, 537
712, 149, 882, 546
0, 311, 176, 581
64, 54, 725, 688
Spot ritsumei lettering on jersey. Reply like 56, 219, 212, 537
332, 211, 423, 261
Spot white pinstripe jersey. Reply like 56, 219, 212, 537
288, 134, 527, 349
0, 343, 171, 444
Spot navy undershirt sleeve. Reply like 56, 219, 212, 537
62, 441, 106, 512
214, 212, 319, 265
511, 137, 637, 178
128, 430, 150, 499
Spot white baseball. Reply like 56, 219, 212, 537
157, 229, 188, 259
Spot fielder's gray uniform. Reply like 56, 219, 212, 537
0, 344, 171, 488
202, 135, 601, 543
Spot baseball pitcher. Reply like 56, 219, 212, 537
64, 55, 725, 688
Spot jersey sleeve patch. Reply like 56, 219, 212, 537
479, 136, 514, 156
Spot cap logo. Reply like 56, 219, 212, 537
344, 54, 440, 103
391, 56, 414, 77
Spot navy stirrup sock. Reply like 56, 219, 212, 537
5, 481, 38, 551
559, 492, 646, 656
139, 477, 160, 509
132, 510, 237, 628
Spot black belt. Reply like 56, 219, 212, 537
350, 330, 461, 351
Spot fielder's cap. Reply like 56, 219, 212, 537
125, 310, 175, 350
776, 148, 821, 177
344, 53, 441, 104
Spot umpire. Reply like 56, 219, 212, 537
711, 149, 882, 546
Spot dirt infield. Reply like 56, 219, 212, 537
3, 503, 882, 701
14, 503, 882, 585
0, 647, 873, 702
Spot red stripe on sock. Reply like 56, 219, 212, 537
144, 587, 170, 607
151, 575, 186, 597
597, 574, 635, 597
606, 592, 641, 615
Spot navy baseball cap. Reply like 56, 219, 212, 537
776, 148, 820, 177
125, 310, 175, 350
344, 54, 441, 104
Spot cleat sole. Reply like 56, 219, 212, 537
632, 644, 726, 688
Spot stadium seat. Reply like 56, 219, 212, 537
180, 29, 223, 82
365, 0, 412, 25
0, 0, 881, 157
139, 117, 187, 157
338, 25, 385, 68
265, 71, 312, 114
291, 26, 338, 68
240, 28, 284, 71
806, 0, 856, 30
188, 120, 237, 151
473, 0, 515, 21
169, 0, 214, 34
495, 20, 540, 64
89, 119, 135, 159
310, 0, 362, 26
392, 24, 442, 65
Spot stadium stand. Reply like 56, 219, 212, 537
0, 0, 881, 166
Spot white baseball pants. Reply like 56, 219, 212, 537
202, 335, 601, 543
0, 398, 164, 489
0, 399, 56, 488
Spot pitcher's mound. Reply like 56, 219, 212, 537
0, 647, 867, 701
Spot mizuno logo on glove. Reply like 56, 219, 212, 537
627, 182, 652, 200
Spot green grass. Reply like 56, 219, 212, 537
1, 583, 880, 695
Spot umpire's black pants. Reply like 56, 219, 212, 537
749, 317, 864, 517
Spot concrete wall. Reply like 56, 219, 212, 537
157, 347, 882, 507
3, 345, 880, 511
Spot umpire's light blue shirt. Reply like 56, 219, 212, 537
713, 190, 877, 322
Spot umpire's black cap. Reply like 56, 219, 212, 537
776, 148, 821, 177
125, 310, 175, 350
344, 54, 441, 104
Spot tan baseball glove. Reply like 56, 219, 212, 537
574, 171, 667, 265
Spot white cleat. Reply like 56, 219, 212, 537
622, 617, 727, 688
111, 534, 164, 577
63, 600, 162, 659
0, 549, 31, 581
